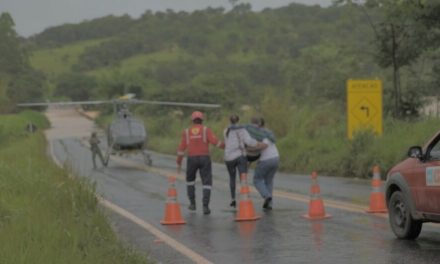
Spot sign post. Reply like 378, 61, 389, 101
347, 79, 383, 139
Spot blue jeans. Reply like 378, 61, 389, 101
253, 157, 279, 201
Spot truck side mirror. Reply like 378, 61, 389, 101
408, 146, 423, 159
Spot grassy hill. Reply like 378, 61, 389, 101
30, 39, 109, 79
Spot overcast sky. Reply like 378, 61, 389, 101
0, 0, 333, 37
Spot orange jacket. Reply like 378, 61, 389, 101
176, 124, 223, 165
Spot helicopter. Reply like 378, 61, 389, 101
18, 94, 221, 166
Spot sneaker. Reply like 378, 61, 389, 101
203, 206, 211, 215
229, 200, 236, 208
188, 204, 196, 211
263, 197, 272, 209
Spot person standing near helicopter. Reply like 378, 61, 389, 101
176, 111, 224, 215
89, 132, 107, 169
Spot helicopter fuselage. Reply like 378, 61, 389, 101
107, 115, 146, 151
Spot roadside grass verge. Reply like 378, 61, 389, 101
0, 112, 149, 264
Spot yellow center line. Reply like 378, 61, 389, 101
105, 144, 440, 229
110, 155, 378, 216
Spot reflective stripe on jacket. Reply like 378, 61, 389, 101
177, 124, 221, 157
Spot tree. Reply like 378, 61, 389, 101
0, 12, 46, 111
0, 12, 28, 74
336, 1, 435, 117
54, 73, 97, 101
6, 69, 46, 106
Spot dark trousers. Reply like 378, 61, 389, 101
225, 156, 248, 201
186, 156, 212, 207
91, 147, 105, 168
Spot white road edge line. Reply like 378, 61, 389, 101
98, 198, 213, 264
48, 139, 213, 264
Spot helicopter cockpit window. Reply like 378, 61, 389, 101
117, 106, 130, 119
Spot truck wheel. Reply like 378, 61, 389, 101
388, 191, 422, 239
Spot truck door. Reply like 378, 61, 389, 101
422, 139, 440, 214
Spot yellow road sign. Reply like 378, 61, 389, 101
347, 80, 383, 139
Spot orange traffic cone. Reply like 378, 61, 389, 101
366, 165, 387, 213
235, 173, 261, 221
303, 171, 331, 220
161, 176, 186, 225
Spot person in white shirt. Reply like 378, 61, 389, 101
252, 117, 279, 210
223, 114, 264, 208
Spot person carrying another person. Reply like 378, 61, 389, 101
223, 114, 266, 208
176, 111, 224, 215
89, 132, 107, 169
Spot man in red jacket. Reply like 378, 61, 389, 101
177, 111, 223, 215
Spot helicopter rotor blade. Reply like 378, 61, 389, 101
17, 100, 111, 107
18, 94, 221, 108
134, 100, 221, 108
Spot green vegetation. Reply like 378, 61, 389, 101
0, 13, 46, 112
0, 112, 148, 264
26, 2, 440, 114
30, 39, 108, 79
5, 2, 440, 178
136, 98, 439, 178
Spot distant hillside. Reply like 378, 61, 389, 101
30, 39, 109, 78
29, 15, 135, 48
27, 2, 440, 115
29, 3, 385, 108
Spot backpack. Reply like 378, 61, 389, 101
246, 149, 261, 162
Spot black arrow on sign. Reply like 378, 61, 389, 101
360, 105, 369, 117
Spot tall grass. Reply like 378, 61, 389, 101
0, 112, 148, 264
128, 98, 439, 179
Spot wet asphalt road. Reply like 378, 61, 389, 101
51, 137, 440, 264
46, 109, 440, 264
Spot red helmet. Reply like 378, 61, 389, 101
191, 111, 204, 121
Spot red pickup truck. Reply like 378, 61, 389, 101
385, 130, 440, 239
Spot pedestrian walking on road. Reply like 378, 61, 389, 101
252, 117, 279, 210
176, 111, 224, 215
89, 132, 107, 169
227, 117, 276, 163
223, 114, 264, 208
